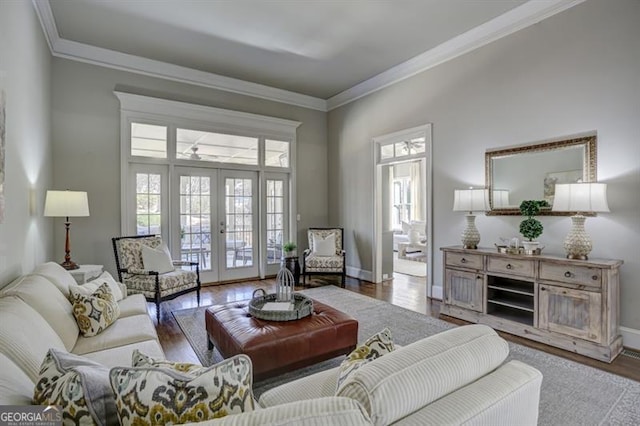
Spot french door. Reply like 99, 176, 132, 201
171, 167, 258, 283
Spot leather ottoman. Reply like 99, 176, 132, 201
205, 299, 358, 380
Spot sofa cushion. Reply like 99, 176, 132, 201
4, 274, 79, 350
336, 328, 395, 392
33, 349, 117, 426
0, 353, 35, 405
199, 397, 372, 426
82, 340, 165, 368
132, 349, 202, 374
32, 262, 78, 297
336, 324, 509, 426
70, 283, 120, 337
259, 367, 340, 408
72, 313, 159, 355
0, 297, 67, 381
117, 293, 149, 318
110, 354, 255, 425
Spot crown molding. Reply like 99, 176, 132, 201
326, 0, 587, 110
31, 0, 327, 111
33, 0, 585, 113
114, 91, 301, 135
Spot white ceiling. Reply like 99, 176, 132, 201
37, 0, 583, 110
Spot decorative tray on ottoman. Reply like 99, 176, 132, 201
249, 288, 313, 321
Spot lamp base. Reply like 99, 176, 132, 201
461, 214, 481, 250
564, 214, 592, 260
60, 260, 80, 270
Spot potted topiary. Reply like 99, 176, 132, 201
282, 241, 297, 258
519, 200, 549, 253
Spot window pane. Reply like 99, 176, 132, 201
410, 137, 426, 154
131, 123, 167, 158
266, 178, 285, 265
136, 172, 161, 235
395, 142, 409, 157
380, 144, 394, 160
265, 139, 289, 167
176, 128, 258, 165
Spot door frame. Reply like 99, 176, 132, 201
372, 124, 434, 297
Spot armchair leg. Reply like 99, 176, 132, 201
155, 300, 161, 323
341, 272, 346, 288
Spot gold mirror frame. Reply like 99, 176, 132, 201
485, 135, 597, 216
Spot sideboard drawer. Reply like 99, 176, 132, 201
446, 252, 483, 269
488, 257, 534, 277
540, 262, 602, 288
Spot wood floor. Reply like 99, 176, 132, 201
155, 273, 640, 382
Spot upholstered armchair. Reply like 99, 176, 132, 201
302, 228, 346, 287
112, 235, 201, 322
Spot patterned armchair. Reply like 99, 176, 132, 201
302, 228, 346, 288
112, 235, 201, 322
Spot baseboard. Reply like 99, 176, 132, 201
346, 266, 372, 282
621, 326, 640, 351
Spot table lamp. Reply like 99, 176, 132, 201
453, 188, 490, 249
551, 183, 609, 260
492, 189, 510, 208
44, 190, 90, 270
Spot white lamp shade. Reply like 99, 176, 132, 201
44, 190, 90, 217
492, 189, 510, 208
551, 183, 609, 213
453, 188, 490, 212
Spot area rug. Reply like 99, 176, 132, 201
172, 286, 640, 425
393, 252, 427, 277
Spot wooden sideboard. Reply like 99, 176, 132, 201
440, 246, 623, 363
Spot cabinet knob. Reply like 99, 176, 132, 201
506, 263, 513, 269
592, 275, 598, 281
564, 271, 572, 278
540, 286, 546, 291
461, 258, 467, 263
477, 275, 482, 279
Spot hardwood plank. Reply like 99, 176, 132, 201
154, 273, 640, 382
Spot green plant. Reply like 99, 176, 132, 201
283, 241, 297, 253
519, 200, 549, 241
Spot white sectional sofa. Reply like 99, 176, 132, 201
0, 262, 164, 405
0, 263, 542, 425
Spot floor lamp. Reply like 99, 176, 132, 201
44, 190, 90, 270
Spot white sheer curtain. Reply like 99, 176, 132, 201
410, 160, 423, 221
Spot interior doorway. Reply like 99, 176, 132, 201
373, 125, 433, 297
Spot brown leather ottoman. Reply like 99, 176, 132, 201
205, 299, 358, 380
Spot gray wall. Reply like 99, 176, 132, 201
51, 59, 328, 277
327, 0, 640, 331
0, 1, 53, 287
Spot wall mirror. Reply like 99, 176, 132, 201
485, 134, 597, 215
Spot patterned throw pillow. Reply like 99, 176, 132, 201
110, 354, 255, 425
132, 349, 203, 374
33, 349, 117, 426
70, 282, 120, 336
336, 328, 395, 392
